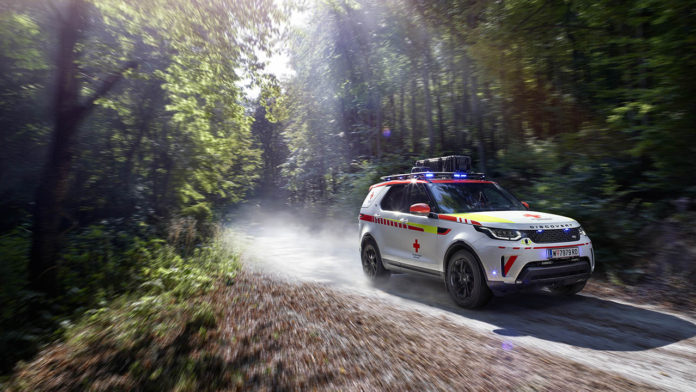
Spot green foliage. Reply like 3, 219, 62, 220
1, 0, 287, 234
0, 219, 238, 376
0, 228, 30, 324
278, 0, 696, 277
53, 231, 237, 391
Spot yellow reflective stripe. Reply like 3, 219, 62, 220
378, 217, 439, 234
450, 213, 514, 223
406, 222, 438, 234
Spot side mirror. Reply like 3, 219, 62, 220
521, 201, 530, 210
410, 203, 430, 215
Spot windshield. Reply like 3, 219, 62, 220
428, 182, 525, 213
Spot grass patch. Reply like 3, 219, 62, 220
4, 229, 240, 391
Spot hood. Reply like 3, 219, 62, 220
448, 210, 578, 230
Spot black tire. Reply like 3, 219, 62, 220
445, 250, 492, 308
361, 239, 390, 283
548, 280, 586, 296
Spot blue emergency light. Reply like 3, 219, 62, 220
379, 155, 487, 182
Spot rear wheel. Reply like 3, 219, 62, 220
445, 250, 492, 308
361, 239, 390, 283
548, 280, 586, 296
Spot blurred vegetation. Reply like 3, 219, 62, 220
0, 216, 238, 376
5, 227, 240, 390
0, 0, 283, 377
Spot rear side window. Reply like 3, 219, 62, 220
361, 186, 386, 208
380, 185, 407, 212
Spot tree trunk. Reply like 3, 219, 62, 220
410, 76, 419, 153
433, 71, 445, 152
399, 84, 406, 150
459, 54, 471, 147
470, 73, 486, 173
390, 92, 396, 148
422, 67, 434, 156
375, 90, 382, 159
29, 0, 134, 293
29, 0, 86, 294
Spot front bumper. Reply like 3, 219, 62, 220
473, 236, 594, 294
487, 257, 591, 295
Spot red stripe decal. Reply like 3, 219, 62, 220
408, 225, 424, 232
504, 255, 518, 276
359, 214, 374, 222
439, 214, 458, 222
512, 247, 520, 250
498, 246, 505, 249
533, 243, 584, 249
370, 180, 428, 188
437, 214, 480, 226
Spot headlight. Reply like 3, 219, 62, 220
578, 226, 587, 236
474, 226, 523, 241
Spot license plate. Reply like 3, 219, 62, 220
548, 247, 579, 259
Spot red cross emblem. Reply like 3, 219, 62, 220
412, 239, 420, 253
524, 213, 541, 219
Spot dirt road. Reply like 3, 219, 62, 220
233, 211, 696, 391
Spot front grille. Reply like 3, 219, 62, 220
516, 257, 591, 283
522, 228, 580, 243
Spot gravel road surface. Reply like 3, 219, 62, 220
234, 211, 696, 391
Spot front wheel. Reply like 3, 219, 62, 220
445, 250, 491, 308
361, 239, 390, 284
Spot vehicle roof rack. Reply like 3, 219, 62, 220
415, 155, 471, 172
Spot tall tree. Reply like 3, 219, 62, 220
29, 0, 135, 293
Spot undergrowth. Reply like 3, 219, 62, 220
0, 218, 239, 388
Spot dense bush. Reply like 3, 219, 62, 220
0, 218, 237, 377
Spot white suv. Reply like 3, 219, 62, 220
358, 157, 594, 308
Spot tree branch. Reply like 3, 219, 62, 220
79, 60, 138, 113
512, 0, 551, 32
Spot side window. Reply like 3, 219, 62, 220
407, 184, 435, 212
361, 186, 386, 208
380, 185, 406, 212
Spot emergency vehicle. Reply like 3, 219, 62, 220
358, 155, 594, 308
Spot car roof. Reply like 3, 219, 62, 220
369, 179, 495, 190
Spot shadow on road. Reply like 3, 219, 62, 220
377, 273, 696, 351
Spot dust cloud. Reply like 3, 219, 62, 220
228, 208, 372, 290
226, 206, 461, 304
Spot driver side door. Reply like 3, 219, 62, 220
392, 183, 439, 270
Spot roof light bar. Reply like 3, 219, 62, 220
379, 171, 486, 181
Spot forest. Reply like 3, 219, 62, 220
1, 0, 696, 385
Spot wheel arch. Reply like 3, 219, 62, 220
443, 240, 487, 281
361, 233, 376, 250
